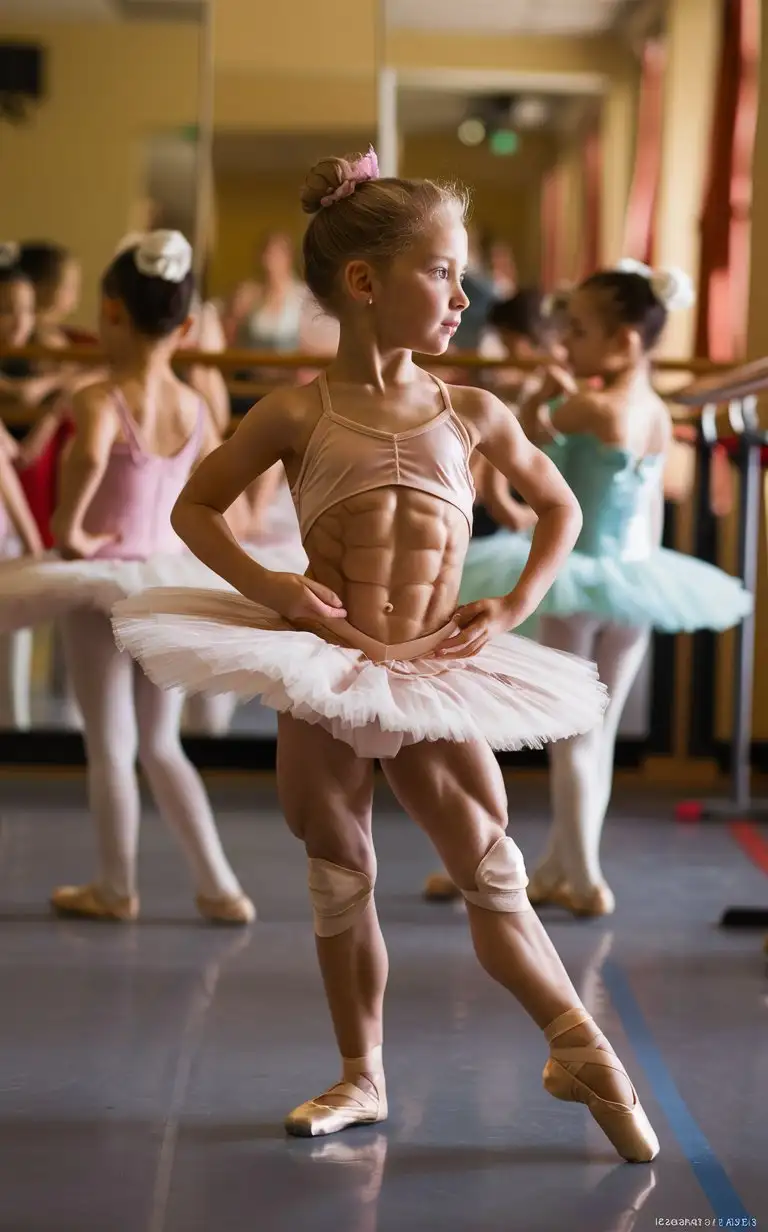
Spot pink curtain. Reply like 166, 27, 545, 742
696, 0, 760, 362
579, 124, 602, 279
541, 165, 564, 289
622, 40, 666, 263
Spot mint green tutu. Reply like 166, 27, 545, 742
459, 529, 751, 632
459, 434, 752, 634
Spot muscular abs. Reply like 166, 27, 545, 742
303, 487, 469, 644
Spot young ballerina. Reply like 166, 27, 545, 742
0, 230, 254, 924
113, 152, 659, 1162
0, 246, 47, 728
460, 260, 752, 917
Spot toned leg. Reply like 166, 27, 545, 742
383, 737, 658, 1162
277, 714, 388, 1136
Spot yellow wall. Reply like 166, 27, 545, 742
738, 8, 768, 741
0, 20, 200, 326
214, 0, 376, 74
386, 30, 629, 77
210, 130, 550, 299
600, 64, 639, 265
402, 133, 550, 285
209, 174, 306, 296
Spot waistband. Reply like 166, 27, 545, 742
307, 617, 458, 663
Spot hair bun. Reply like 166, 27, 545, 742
616, 257, 694, 311
649, 266, 695, 312
134, 230, 192, 283
0, 241, 20, 269
300, 149, 379, 214
300, 157, 354, 215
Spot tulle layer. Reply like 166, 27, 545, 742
0, 550, 226, 632
459, 531, 752, 632
112, 587, 608, 759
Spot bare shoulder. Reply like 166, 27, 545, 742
235, 376, 324, 452
550, 391, 618, 441
69, 379, 118, 424
444, 383, 513, 445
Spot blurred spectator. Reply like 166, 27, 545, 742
482, 234, 518, 298
18, 242, 88, 346
225, 232, 305, 355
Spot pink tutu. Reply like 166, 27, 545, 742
112, 588, 608, 758
0, 550, 226, 632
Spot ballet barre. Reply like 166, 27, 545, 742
673, 361, 768, 930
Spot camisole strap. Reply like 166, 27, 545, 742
318, 370, 333, 417
428, 372, 452, 412
111, 388, 145, 461
190, 397, 206, 455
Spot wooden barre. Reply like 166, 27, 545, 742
674, 358, 768, 406
0, 343, 734, 375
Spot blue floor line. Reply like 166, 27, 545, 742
602, 959, 753, 1224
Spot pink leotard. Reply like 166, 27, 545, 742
83, 389, 204, 560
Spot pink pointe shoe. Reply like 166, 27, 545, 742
196, 893, 256, 925
422, 872, 462, 902
543, 1007, 659, 1163
285, 1074, 387, 1138
51, 883, 139, 921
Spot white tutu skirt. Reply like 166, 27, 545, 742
112, 588, 608, 758
0, 550, 227, 632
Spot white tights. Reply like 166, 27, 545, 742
61, 609, 243, 901
535, 614, 651, 895
182, 692, 238, 736
0, 630, 32, 729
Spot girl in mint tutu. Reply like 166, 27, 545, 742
436, 260, 751, 916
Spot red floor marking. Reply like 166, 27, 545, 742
729, 820, 768, 876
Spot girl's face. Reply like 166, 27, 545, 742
367, 207, 470, 355
564, 286, 636, 379
38, 257, 81, 319
260, 234, 294, 282
0, 278, 35, 347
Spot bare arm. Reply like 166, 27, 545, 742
171, 390, 344, 619
0, 452, 43, 554
186, 303, 231, 436
476, 392, 581, 613
439, 389, 581, 657
50, 385, 120, 558
518, 365, 579, 443
0, 417, 20, 460
473, 454, 537, 533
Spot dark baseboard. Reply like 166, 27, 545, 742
711, 740, 768, 774
0, 730, 650, 771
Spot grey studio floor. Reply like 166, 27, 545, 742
0, 773, 766, 1232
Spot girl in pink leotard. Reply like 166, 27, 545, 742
0, 232, 253, 924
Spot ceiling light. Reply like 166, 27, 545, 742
458, 118, 486, 147
511, 97, 549, 130
489, 129, 519, 156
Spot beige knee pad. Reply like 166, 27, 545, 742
308, 857, 375, 937
461, 836, 531, 912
